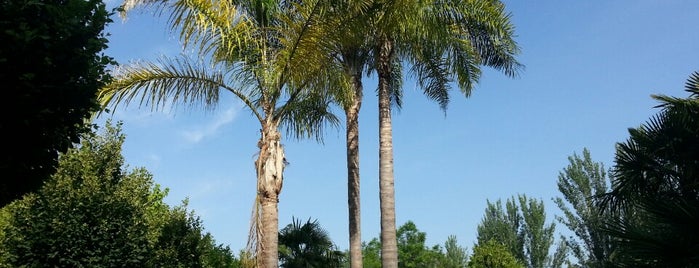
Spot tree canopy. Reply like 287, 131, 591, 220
554, 149, 614, 267
469, 239, 524, 268
0, 0, 116, 206
476, 195, 566, 268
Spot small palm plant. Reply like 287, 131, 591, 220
278, 217, 344, 268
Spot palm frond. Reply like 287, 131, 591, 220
456, 0, 523, 77
244, 195, 262, 268
169, 0, 258, 61
409, 44, 452, 111
277, 86, 340, 143
99, 56, 263, 122
603, 198, 699, 267
685, 71, 699, 97
390, 56, 404, 110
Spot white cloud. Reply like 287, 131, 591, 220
181, 105, 240, 143
146, 153, 162, 167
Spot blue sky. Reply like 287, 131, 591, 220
98, 0, 699, 253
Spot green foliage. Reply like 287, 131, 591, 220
518, 194, 558, 268
554, 148, 614, 267
278, 217, 344, 268
477, 198, 525, 262
360, 221, 466, 268
602, 71, 699, 267
0, 0, 117, 206
469, 240, 524, 268
442, 235, 468, 268
1, 122, 151, 266
396, 221, 444, 268
362, 238, 382, 268
476, 195, 566, 268
0, 121, 237, 267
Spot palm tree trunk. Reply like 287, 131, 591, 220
256, 122, 285, 268
377, 35, 398, 268
346, 72, 363, 268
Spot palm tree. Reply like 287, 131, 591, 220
278, 217, 344, 267
317, 2, 374, 267
369, 0, 522, 266
601, 71, 699, 267
99, 0, 340, 266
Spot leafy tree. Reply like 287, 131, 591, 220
601, 71, 699, 267
200, 237, 241, 268
368, 1, 523, 265
278, 217, 344, 268
1, 122, 153, 267
469, 239, 524, 268
477, 198, 525, 261
0, 0, 117, 206
0, 121, 237, 267
101, 1, 340, 266
395, 221, 444, 268
442, 235, 468, 268
554, 148, 614, 267
359, 221, 462, 268
362, 238, 382, 268
476, 195, 566, 268
518, 194, 561, 268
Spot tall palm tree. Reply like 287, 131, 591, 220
316, 2, 407, 266
99, 0, 340, 266
369, 0, 522, 266
317, 2, 374, 267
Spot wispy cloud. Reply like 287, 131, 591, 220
182, 105, 240, 143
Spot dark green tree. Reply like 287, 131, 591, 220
1, 122, 152, 267
0, 0, 116, 206
602, 71, 699, 267
0, 121, 237, 267
468, 240, 524, 268
278, 217, 344, 268
150, 200, 239, 268
554, 149, 614, 267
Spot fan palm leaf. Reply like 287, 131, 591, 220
601, 71, 699, 267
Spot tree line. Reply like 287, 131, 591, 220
276, 71, 699, 267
